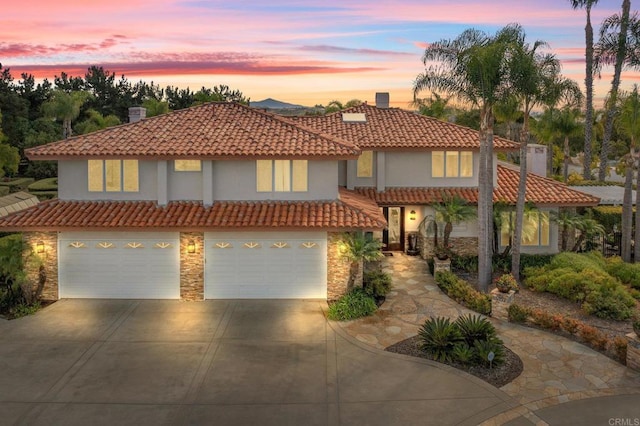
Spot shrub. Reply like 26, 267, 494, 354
451, 343, 474, 365
418, 316, 462, 363
451, 255, 478, 273
507, 304, 530, 323
578, 325, 608, 350
0, 177, 35, 192
10, 302, 40, 318
545, 268, 603, 303
561, 317, 581, 334
582, 283, 636, 320
530, 309, 562, 330
606, 258, 640, 289
455, 314, 497, 345
327, 288, 377, 321
550, 251, 606, 273
609, 336, 628, 364
27, 178, 58, 192
435, 271, 491, 315
473, 338, 505, 367
363, 270, 392, 298
520, 254, 554, 270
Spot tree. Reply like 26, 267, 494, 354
0, 112, 20, 177
42, 90, 91, 139
75, 109, 121, 135
142, 98, 169, 118
414, 25, 520, 292
572, 213, 605, 252
340, 233, 383, 290
568, 0, 599, 179
595, 0, 635, 181
414, 93, 452, 120
493, 95, 522, 142
616, 85, 640, 262
551, 209, 580, 251
431, 196, 477, 250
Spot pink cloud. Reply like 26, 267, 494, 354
298, 45, 412, 57
0, 37, 127, 58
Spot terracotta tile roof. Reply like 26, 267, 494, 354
26, 102, 360, 160
0, 189, 386, 232
494, 164, 600, 206
290, 104, 519, 151
354, 165, 600, 207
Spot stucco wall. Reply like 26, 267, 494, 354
211, 160, 339, 200
384, 151, 480, 188
58, 160, 158, 201
22, 232, 59, 301
168, 165, 203, 201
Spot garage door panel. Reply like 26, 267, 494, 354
205, 232, 326, 299
59, 232, 180, 299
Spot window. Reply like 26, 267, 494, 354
500, 211, 550, 247
432, 151, 473, 178
357, 150, 373, 177
88, 159, 139, 192
256, 160, 308, 192
175, 160, 201, 171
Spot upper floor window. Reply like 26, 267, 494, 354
256, 160, 308, 192
88, 159, 139, 192
357, 150, 373, 177
432, 151, 473, 178
175, 160, 201, 171
500, 211, 550, 247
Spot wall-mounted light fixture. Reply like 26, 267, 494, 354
409, 210, 417, 221
187, 240, 196, 254
36, 241, 45, 254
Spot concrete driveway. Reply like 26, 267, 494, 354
0, 299, 515, 426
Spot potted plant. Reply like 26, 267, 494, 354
495, 273, 518, 293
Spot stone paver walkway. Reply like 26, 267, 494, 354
337, 253, 640, 424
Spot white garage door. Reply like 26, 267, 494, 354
205, 232, 327, 299
58, 232, 180, 299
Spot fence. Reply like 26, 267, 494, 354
585, 232, 628, 258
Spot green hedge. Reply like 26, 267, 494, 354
327, 288, 377, 321
451, 254, 553, 275
435, 271, 491, 315
0, 186, 9, 197
0, 178, 35, 192
28, 178, 58, 191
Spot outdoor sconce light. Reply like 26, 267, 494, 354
409, 210, 416, 221
36, 241, 45, 254
187, 240, 196, 254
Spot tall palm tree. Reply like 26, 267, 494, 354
551, 209, 581, 251
595, 0, 634, 181
41, 90, 91, 139
493, 95, 522, 142
569, 0, 599, 179
617, 85, 640, 262
506, 32, 563, 281
414, 25, 520, 292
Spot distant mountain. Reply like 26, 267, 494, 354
250, 98, 307, 110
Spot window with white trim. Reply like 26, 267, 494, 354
432, 151, 473, 178
256, 160, 308, 192
88, 159, 139, 192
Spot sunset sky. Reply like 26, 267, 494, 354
2, 0, 638, 108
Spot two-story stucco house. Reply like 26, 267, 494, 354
291, 93, 599, 256
0, 93, 599, 302
0, 103, 386, 301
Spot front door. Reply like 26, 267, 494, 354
383, 207, 404, 251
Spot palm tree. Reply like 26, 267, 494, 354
414, 25, 520, 292
42, 90, 91, 139
556, 107, 584, 182
432, 196, 477, 250
568, 0, 599, 180
551, 209, 581, 251
493, 95, 522, 142
617, 85, 640, 262
414, 93, 452, 121
595, 0, 635, 181
341, 232, 383, 290
572, 213, 605, 252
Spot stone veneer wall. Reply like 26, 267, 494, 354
418, 234, 478, 259
23, 232, 59, 300
180, 232, 204, 301
327, 232, 352, 301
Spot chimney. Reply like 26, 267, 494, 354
375, 92, 389, 109
526, 144, 548, 176
128, 107, 146, 123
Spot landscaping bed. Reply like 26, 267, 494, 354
386, 335, 523, 388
